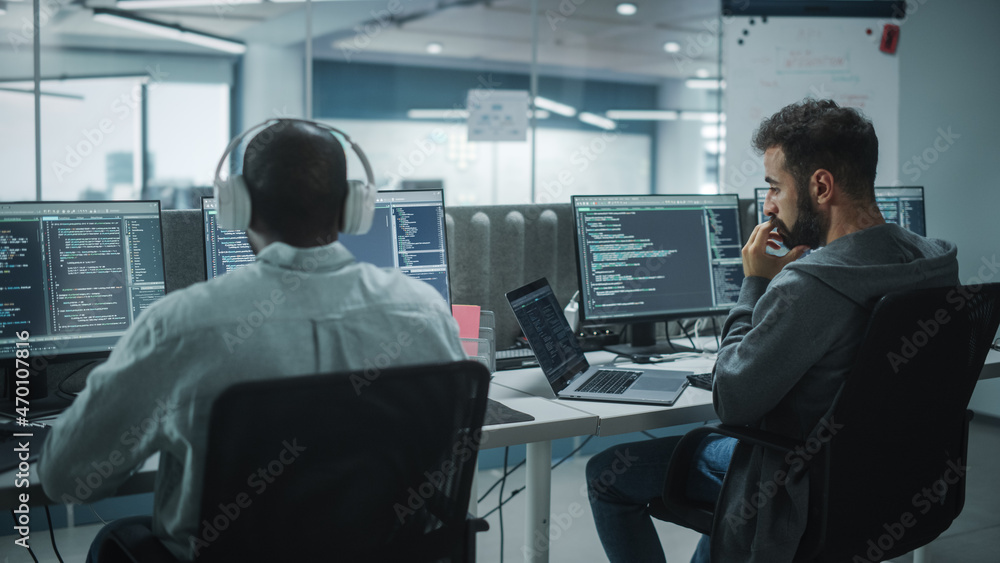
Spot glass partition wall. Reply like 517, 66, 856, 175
1, 0, 724, 207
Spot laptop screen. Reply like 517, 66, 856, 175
506, 278, 588, 393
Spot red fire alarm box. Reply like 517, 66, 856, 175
880, 24, 900, 54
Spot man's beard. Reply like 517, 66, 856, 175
770, 190, 828, 250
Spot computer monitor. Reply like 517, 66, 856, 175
202, 189, 452, 303
572, 194, 745, 356
875, 186, 926, 236
754, 186, 926, 236
0, 200, 166, 417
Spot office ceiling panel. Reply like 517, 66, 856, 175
0, 0, 722, 79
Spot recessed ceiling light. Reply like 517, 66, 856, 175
616, 3, 637, 16
663, 41, 681, 53
426, 42, 443, 54
695, 68, 710, 78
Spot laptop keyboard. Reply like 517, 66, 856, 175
577, 369, 641, 395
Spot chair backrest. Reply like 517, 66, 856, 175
191, 360, 490, 562
798, 283, 1000, 562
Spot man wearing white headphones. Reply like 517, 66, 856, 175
39, 120, 466, 562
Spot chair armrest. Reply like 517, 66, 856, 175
107, 521, 179, 563
658, 424, 804, 536
469, 514, 490, 533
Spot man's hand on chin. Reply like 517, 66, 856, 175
742, 221, 809, 280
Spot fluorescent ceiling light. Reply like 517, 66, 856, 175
534, 96, 576, 117
408, 109, 470, 119
117, 0, 261, 8
616, 2, 637, 16
407, 109, 549, 120
92, 9, 246, 54
685, 78, 725, 89
426, 42, 443, 54
663, 41, 681, 53
579, 112, 616, 131
605, 110, 678, 121
680, 111, 725, 122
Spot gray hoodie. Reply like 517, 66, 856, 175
710, 223, 959, 562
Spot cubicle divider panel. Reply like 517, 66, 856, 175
162, 209, 206, 295
445, 204, 578, 350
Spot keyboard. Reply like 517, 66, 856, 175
495, 348, 538, 371
686, 372, 713, 391
577, 369, 641, 395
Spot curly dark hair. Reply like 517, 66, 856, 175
752, 99, 878, 204
242, 120, 348, 239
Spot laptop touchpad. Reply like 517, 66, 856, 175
630, 371, 690, 392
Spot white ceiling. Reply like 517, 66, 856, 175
0, 0, 724, 80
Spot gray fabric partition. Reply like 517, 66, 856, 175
162, 210, 206, 294
445, 204, 580, 350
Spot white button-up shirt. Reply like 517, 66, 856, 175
39, 241, 466, 559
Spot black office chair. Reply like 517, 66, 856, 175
650, 283, 1000, 562
103, 360, 491, 562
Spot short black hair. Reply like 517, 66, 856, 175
752, 99, 879, 204
242, 121, 348, 238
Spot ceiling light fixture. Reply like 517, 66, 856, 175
408, 109, 550, 120
616, 3, 637, 16
663, 41, 681, 53
92, 9, 247, 54
579, 112, 616, 131
605, 110, 679, 121
685, 78, 725, 89
116, 0, 261, 9
426, 42, 443, 54
695, 68, 710, 78
533, 96, 576, 117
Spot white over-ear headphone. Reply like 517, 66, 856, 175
212, 118, 376, 234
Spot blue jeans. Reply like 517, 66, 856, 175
586, 434, 736, 563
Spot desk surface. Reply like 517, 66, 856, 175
492, 352, 719, 437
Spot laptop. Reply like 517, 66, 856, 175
506, 278, 690, 405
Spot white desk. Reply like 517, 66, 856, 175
478, 383, 599, 563
489, 352, 720, 563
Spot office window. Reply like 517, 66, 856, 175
26, 77, 146, 202
146, 83, 231, 209
0, 88, 37, 202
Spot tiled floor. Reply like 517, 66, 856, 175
3, 418, 999, 562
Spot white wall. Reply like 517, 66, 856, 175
897, 0, 1000, 416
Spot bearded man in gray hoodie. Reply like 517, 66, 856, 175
586, 99, 959, 563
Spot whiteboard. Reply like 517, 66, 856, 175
723, 16, 900, 197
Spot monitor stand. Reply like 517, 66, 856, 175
0, 366, 74, 420
604, 321, 699, 357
